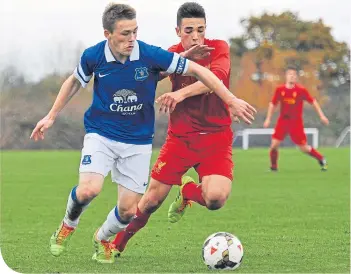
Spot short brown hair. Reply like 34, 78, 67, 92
285, 65, 298, 72
102, 3, 136, 33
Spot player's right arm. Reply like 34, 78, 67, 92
264, 88, 280, 128
30, 75, 81, 141
156, 81, 209, 113
30, 48, 94, 141
263, 103, 277, 128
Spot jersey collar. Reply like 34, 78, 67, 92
104, 40, 140, 63
129, 40, 140, 61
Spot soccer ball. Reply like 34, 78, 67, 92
202, 232, 244, 270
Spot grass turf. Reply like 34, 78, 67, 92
1, 148, 349, 273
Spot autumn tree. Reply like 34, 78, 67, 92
229, 12, 350, 110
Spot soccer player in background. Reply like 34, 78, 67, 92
263, 66, 329, 171
109, 2, 253, 258
30, 3, 255, 263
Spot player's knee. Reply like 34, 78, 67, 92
117, 205, 137, 223
77, 174, 103, 201
299, 145, 310, 153
76, 183, 101, 201
142, 191, 162, 214
271, 139, 280, 150
271, 143, 279, 150
204, 191, 228, 210
77, 187, 100, 201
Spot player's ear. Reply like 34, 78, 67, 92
176, 26, 181, 38
104, 29, 111, 39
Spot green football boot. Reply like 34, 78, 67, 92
92, 228, 115, 264
50, 222, 75, 256
319, 159, 328, 171
168, 176, 194, 223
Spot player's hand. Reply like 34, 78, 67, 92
30, 115, 55, 141
156, 92, 185, 114
183, 44, 214, 61
263, 119, 270, 128
227, 97, 256, 125
320, 115, 329, 126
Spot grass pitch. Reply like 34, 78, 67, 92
1, 148, 349, 273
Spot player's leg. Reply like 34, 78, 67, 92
96, 186, 141, 241
168, 129, 233, 222
174, 174, 232, 210
167, 175, 202, 223
111, 178, 172, 254
111, 135, 191, 252
92, 143, 153, 263
93, 185, 142, 263
270, 120, 286, 171
202, 175, 232, 209
51, 173, 105, 257
291, 126, 327, 171
50, 133, 115, 256
269, 138, 281, 171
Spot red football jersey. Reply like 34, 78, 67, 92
167, 38, 231, 136
272, 84, 315, 120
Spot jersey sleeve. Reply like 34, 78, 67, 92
147, 45, 189, 75
209, 41, 230, 81
271, 87, 281, 105
73, 49, 95, 88
302, 87, 315, 104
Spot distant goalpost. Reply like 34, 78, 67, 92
240, 128, 319, 150
335, 126, 350, 148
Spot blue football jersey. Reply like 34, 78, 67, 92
73, 40, 189, 145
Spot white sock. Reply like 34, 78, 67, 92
63, 187, 90, 228
97, 206, 129, 241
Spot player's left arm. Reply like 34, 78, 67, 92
184, 60, 256, 124
304, 88, 329, 125
157, 41, 229, 112
158, 51, 187, 81
312, 100, 329, 125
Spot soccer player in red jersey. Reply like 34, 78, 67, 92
108, 2, 255, 257
263, 66, 329, 171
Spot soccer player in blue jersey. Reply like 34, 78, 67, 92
30, 3, 256, 263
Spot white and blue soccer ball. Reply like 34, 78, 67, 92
202, 232, 244, 270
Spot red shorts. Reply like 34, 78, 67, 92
272, 119, 307, 145
151, 129, 234, 185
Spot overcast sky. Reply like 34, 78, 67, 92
1, 0, 350, 81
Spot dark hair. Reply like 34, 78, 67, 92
177, 2, 206, 26
285, 65, 298, 72
102, 3, 136, 33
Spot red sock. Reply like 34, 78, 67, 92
270, 148, 278, 169
182, 182, 206, 206
309, 148, 324, 161
111, 207, 150, 252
